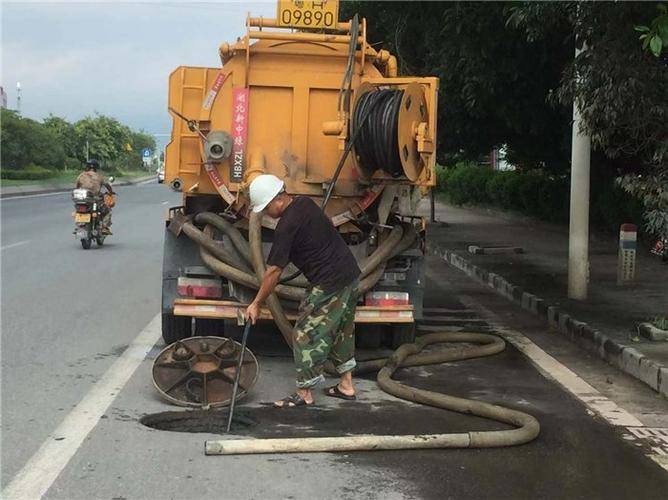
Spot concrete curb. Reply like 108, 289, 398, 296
0, 176, 156, 199
427, 241, 667, 398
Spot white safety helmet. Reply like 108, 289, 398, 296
249, 174, 285, 213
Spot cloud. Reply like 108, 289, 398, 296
1, 1, 275, 143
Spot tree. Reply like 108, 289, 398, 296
341, 1, 573, 169
508, 1, 667, 167
73, 114, 133, 166
43, 115, 77, 161
0, 109, 65, 169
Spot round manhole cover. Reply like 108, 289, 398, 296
152, 336, 259, 408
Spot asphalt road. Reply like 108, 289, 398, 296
1, 182, 667, 499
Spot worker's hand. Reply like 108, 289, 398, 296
245, 301, 260, 325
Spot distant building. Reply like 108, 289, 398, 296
0, 86, 7, 108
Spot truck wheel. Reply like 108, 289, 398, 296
194, 318, 225, 337
356, 324, 383, 348
389, 323, 416, 350
81, 238, 92, 249
162, 313, 192, 345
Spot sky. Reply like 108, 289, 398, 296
1, 0, 276, 150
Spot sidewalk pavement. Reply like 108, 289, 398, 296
0, 175, 156, 198
421, 199, 668, 398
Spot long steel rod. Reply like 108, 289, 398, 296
226, 321, 252, 433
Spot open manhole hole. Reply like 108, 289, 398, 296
140, 409, 257, 434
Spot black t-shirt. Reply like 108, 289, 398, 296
267, 196, 361, 292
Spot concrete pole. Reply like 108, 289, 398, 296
568, 45, 591, 300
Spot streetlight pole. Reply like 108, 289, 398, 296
568, 44, 591, 300
16, 82, 21, 115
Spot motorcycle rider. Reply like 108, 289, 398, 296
75, 159, 115, 235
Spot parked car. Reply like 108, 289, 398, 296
157, 166, 165, 183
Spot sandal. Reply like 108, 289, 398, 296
324, 385, 356, 401
270, 393, 314, 409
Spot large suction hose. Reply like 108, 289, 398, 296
205, 332, 540, 455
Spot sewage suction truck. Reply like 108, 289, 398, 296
162, 0, 438, 349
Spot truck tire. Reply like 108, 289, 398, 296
194, 318, 225, 337
162, 313, 192, 345
389, 323, 416, 349
355, 324, 383, 348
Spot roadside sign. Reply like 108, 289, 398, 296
142, 148, 152, 158
277, 0, 339, 30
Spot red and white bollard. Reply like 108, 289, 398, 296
617, 223, 637, 285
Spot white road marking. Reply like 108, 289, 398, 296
459, 296, 642, 426
162, 201, 169, 205
2, 314, 162, 500
1, 240, 30, 251
460, 296, 668, 472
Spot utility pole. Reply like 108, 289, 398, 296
568, 44, 591, 300
16, 82, 21, 115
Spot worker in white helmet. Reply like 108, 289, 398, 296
245, 174, 360, 408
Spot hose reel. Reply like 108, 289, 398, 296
352, 82, 430, 182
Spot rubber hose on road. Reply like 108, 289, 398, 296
205, 332, 540, 455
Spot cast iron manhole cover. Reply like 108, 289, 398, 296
152, 336, 259, 408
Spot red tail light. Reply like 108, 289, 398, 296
76, 205, 90, 213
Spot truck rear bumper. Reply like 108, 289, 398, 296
172, 298, 414, 324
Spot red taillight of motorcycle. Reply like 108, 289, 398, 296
76, 205, 89, 213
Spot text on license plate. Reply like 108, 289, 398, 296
75, 213, 91, 223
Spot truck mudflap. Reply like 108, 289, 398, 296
172, 299, 414, 324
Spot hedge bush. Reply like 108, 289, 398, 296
436, 164, 643, 233
1, 165, 55, 180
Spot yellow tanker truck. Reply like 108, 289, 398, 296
162, 0, 438, 348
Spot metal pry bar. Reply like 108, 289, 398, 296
226, 320, 252, 433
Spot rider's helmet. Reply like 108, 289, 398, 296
85, 159, 100, 171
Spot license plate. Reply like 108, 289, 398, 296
75, 213, 91, 223
277, 0, 338, 29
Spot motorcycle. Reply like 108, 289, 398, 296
71, 177, 115, 249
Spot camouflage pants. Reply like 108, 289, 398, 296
293, 280, 359, 389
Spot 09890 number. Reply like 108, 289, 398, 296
280, 8, 335, 28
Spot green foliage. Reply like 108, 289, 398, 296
43, 115, 77, 160
341, 1, 572, 169
0, 110, 154, 173
1, 164, 55, 180
73, 114, 132, 164
635, 3, 668, 57
618, 172, 668, 238
442, 162, 493, 204
510, 2, 667, 166
438, 164, 642, 232
1, 109, 66, 169
64, 157, 82, 171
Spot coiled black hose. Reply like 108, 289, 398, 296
352, 89, 404, 178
